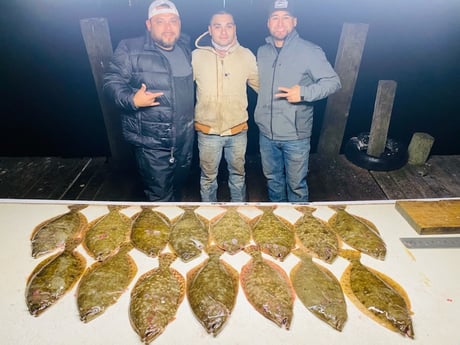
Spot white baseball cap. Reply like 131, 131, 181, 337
148, 0, 179, 19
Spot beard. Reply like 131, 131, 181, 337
153, 35, 178, 50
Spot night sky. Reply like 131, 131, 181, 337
1, 0, 459, 157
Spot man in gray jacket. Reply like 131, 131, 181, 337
255, 0, 341, 202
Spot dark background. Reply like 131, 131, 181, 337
1, 0, 459, 157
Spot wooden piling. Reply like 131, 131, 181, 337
408, 132, 435, 165
317, 22, 369, 156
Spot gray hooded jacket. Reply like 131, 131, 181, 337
254, 30, 341, 140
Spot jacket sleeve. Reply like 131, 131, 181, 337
247, 51, 260, 93
102, 40, 138, 113
300, 46, 341, 102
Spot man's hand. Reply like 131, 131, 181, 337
275, 85, 302, 103
133, 83, 164, 108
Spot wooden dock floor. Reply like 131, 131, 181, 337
0, 155, 459, 203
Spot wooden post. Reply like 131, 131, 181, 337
80, 18, 133, 167
367, 80, 397, 157
407, 132, 435, 165
317, 23, 369, 157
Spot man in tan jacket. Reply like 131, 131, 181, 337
192, 10, 259, 202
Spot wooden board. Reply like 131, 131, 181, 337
395, 200, 460, 234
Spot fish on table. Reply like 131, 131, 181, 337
293, 206, 339, 264
129, 252, 185, 344
83, 205, 132, 261
76, 245, 137, 323
130, 206, 170, 258
250, 206, 295, 261
168, 206, 208, 262
290, 248, 347, 331
240, 245, 295, 329
207, 207, 251, 255
26, 240, 86, 317
187, 246, 239, 336
339, 249, 414, 338
30, 204, 88, 259
328, 206, 386, 260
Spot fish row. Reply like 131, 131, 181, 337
30, 204, 387, 265
25, 244, 414, 344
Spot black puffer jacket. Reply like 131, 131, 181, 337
103, 32, 194, 151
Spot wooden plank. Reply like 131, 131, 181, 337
367, 80, 397, 157
22, 158, 91, 200
427, 156, 460, 195
0, 158, 47, 198
395, 200, 460, 234
317, 23, 369, 156
80, 18, 134, 166
308, 154, 386, 201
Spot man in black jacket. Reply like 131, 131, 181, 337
103, 0, 194, 201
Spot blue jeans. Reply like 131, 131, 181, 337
259, 134, 310, 202
198, 131, 247, 202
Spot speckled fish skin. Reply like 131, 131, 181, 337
293, 206, 339, 264
339, 249, 414, 338
209, 207, 251, 255
168, 207, 208, 262
240, 245, 294, 329
328, 206, 386, 260
129, 253, 185, 344
83, 205, 132, 261
290, 248, 347, 331
251, 207, 295, 261
187, 246, 239, 336
77, 245, 137, 322
131, 207, 170, 257
26, 243, 86, 317
30, 205, 88, 258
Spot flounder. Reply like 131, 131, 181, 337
83, 205, 132, 261
240, 245, 294, 329
187, 246, 239, 336
208, 207, 251, 255
26, 240, 86, 316
30, 204, 88, 258
328, 206, 386, 260
131, 207, 170, 257
168, 206, 208, 262
290, 248, 347, 331
77, 245, 137, 322
293, 206, 339, 263
251, 206, 295, 261
129, 252, 185, 344
339, 249, 414, 338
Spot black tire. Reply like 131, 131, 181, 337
344, 133, 408, 171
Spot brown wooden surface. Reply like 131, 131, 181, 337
1, 155, 460, 203
317, 22, 369, 156
367, 80, 397, 157
395, 200, 460, 234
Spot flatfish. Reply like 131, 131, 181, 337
293, 206, 339, 263
77, 245, 137, 322
328, 206, 386, 260
290, 248, 347, 331
83, 205, 132, 261
26, 240, 86, 317
240, 245, 294, 329
208, 207, 251, 255
339, 249, 414, 338
168, 206, 208, 262
129, 252, 185, 344
251, 206, 295, 261
131, 207, 170, 257
30, 204, 88, 258
187, 246, 239, 336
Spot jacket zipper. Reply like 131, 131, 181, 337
270, 50, 280, 140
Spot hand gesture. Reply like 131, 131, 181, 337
133, 83, 164, 108
275, 85, 301, 103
